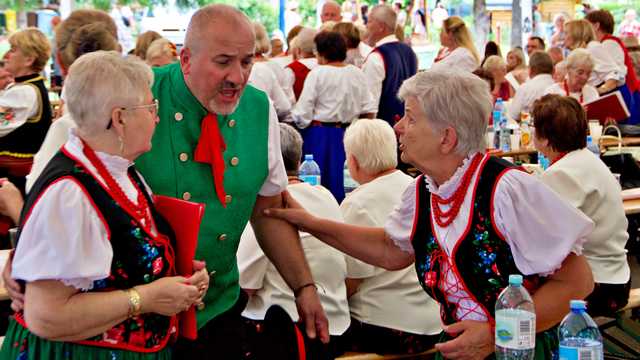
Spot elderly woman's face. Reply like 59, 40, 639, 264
395, 96, 442, 171
121, 90, 159, 158
3, 45, 33, 76
568, 64, 591, 90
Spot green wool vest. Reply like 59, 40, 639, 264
136, 63, 269, 329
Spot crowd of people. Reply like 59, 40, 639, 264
0, 2, 636, 360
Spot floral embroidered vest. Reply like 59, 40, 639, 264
15, 149, 177, 353
411, 156, 541, 325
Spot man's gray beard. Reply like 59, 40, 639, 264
207, 98, 240, 115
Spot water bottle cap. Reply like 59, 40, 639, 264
496, 98, 503, 103
304, 154, 313, 161
587, 135, 593, 142
508, 274, 523, 286
570, 300, 587, 310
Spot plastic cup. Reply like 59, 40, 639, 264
510, 133, 521, 151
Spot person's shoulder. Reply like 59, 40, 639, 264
544, 82, 562, 94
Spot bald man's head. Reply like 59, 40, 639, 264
185, 4, 254, 54
321, 1, 342, 23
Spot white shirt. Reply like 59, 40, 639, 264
358, 42, 373, 60
362, 35, 399, 112
26, 99, 287, 198
508, 74, 555, 120
292, 64, 376, 128
544, 82, 600, 104
384, 153, 593, 322
586, 41, 626, 87
270, 55, 294, 69
249, 62, 292, 117
264, 60, 295, 105
341, 171, 441, 335
13, 130, 151, 290
283, 57, 318, 101
540, 148, 630, 284
238, 182, 350, 335
430, 47, 479, 73
0, 82, 39, 138
602, 39, 626, 72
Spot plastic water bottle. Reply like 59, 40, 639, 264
538, 152, 549, 170
495, 274, 536, 360
493, 111, 502, 149
299, 154, 321, 186
558, 300, 603, 360
500, 128, 512, 152
343, 160, 358, 195
586, 136, 600, 157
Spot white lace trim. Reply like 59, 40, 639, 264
424, 152, 483, 197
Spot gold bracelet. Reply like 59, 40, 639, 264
125, 287, 142, 318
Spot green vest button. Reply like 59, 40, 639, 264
228, 119, 237, 128
174, 112, 183, 121
197, 302, 205, 311
179, 153, 189, 162
230, 156, 239, 166
218, 233, 227, 241
225, 194, 232, 204
182, 192, 191, 201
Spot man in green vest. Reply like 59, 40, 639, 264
135, 4, 329, 357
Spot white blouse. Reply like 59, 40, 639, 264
0, 82, 39, 138
291, 64, 376, 128
430, 47, 479, 73
238, 182, 350, 335
585, 41, 626, 87
544, 82, 600, 104
13, 130, 154, 290
384, 153, 594, 321
283, 57, 318, 101
249, 62, 292, 117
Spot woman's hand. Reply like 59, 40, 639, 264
263, 190, 315, 232
0, 179, 24, 225
187, 260, 209, 305
435, 321, 494, 360
2, 250, 24, 312
137, 276, 200, 316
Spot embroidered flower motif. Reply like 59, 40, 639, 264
152, 257, 164, 275
0, 107, 15, 126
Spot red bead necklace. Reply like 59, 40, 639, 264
564, 80, 584, 104
431, 153, 483, 227
81, 139, 154, 232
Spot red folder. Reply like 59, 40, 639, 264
584, 90, 630, 124
153, 195, 205, 340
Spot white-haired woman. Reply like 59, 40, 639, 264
545, 49, 599, 104
0, 51, 209, 359
284, 27, 318, 102
266, 70, 595, 359
145, 38, 178, 67
249, 22, 292, 120
238, 123, 350, 357
341, 119, 441, 354
482, 55, 514, 101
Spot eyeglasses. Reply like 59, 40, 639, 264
107, 99, 159, 129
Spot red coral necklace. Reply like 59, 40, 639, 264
431, 153, 483, 227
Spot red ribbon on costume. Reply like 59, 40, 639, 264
194, 113, 227, 207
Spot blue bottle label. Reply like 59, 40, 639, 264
300, 175, 320, 186
559, 346, 599, 360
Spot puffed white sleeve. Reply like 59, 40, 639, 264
291, 69, 319, 129
12, 178, 113, 290
362, 52, 385, 113
493, 170, 593, 276
237, 224, 268, 290
383, 177, 418, 254
0, 84, 38, 138
258, 99, 288, 197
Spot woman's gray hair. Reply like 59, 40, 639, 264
344, 119, 397, 173
482, 55, 506, 73
64, 51, 153, 136
566, 48, 594, 71
279, 123, 303, 174
398, 70, 492, 156
291, 27, 317, 55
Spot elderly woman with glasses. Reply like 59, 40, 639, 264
266, 70, 595, 360
544, 49, 599, 104
0, 51, 209, 360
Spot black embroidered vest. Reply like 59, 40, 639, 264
411, 156, 541, 325
0, 74, 52, 157
15, 149, 177, 352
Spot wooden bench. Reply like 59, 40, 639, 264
337, 348, 436, 360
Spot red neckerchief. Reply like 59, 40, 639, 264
194, 114, 227, 207
564, 80, 584, 104
602, 34, 640, 93
550, 152, 568, 167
